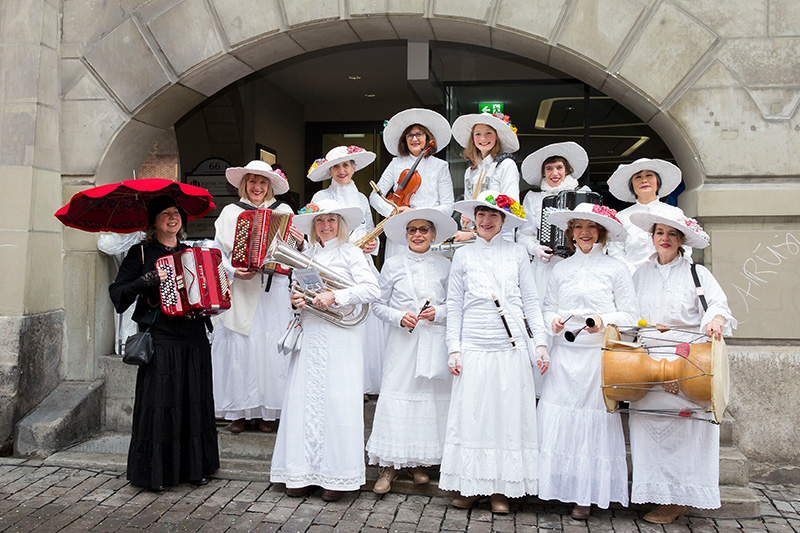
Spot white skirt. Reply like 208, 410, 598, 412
439, 346, 539, 498
630, 391, 720, 508
362, 311, 386, 394
537, 338, 629, 508
211, 277, 291, 421
366, 326, 451, 468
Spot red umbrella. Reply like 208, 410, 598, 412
55, 178, 215, 233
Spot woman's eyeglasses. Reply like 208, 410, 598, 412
406, 225, 432, 235
405, 132, 426, 140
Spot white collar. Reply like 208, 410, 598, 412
476, 232, 505, 246
541, 175, 580, 193
404, 246, 433, 261
574, 242, 605, 257
240, 197, 275, 209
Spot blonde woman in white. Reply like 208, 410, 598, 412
606, 158, 689, 273
270, 199, 380, 503
450, 112, 520, 242
628, 211, 735, 524
538, 203, 636, 520
441, 191, 549, 514
211, 161, 294, 434
367, 208, 457, 494
307, 145, 384, 394
370, 108, 455, 259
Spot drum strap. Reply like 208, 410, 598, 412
690, 263, 708, 312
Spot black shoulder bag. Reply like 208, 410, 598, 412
122, 244, 157, 366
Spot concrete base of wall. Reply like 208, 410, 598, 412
15, 380, 104, 457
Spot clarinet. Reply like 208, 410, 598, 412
408, 296, 433, 334
491, 293, 516, 348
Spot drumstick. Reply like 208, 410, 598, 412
565, 317, 596, 342
471, 169, 487, 200
408, 296, 433, 333
635, 320, 703, 335
492, 292, 516, 348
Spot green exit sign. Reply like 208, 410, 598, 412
479, 102, 503, 114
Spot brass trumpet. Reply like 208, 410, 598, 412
268, 238, 370, 328
354, 181, 399, 249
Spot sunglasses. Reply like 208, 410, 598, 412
406, 225, 432, 236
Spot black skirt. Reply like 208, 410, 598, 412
127, 339, 220, 488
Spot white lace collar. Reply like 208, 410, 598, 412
541, 175, 580, 194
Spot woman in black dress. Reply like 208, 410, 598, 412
109, 195, 219, 491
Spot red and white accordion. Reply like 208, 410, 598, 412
156, 247, 231, 318
231, 208, 296, 275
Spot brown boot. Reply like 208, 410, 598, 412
571, 505, 591, 520
285, 485, 313, 497
490, 494, 509, 514
257, 419, 276, 433
411, 467, 429, 485
451, 494, 481, 509
320, 489, 341, 502
373, 466, 397, 494
228, 418, 247, 433
643, 505, 687, 524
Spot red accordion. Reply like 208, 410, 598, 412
156, 247, 231, 318
231, 208, 296, 275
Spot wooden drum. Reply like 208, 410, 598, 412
601, 324, 729, 422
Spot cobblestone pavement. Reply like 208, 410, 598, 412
0, 459, 798, 533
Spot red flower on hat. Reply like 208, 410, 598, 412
495, 194, 513, 208
273, 169, 287, 181
346, 146, 364, 154
591, 204, 621, 225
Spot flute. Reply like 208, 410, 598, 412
491, 292, 516, 348
408, 296, 433, 333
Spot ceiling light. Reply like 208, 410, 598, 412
348, 75, 361, 80
364, 94, 376, 98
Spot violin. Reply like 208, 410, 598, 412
387, 140, 436, 208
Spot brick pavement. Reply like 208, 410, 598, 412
0, 459, 798, 533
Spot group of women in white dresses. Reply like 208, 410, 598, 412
206, 107, 735, 520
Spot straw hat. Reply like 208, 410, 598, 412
383, 208, 458, 245
546, 202, 627, 242
306, 145, 376, 183
225, 160, 290, 195
453, 190, 527, 229
629, 210, 710, 249
451, 113, 520, 153
607, 158, 681, 203
383, 108, 451, 156
291, 199, 363, 236
521, 142, 588, 186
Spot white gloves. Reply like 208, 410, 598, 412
530, 242, 553, 263
535, 345, 549, 375
448, 351, 463, 376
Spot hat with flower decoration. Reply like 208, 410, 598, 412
453, 190, 527, 229
546, 202, 628, 242
629, 210, 710, 249
225, 160, 290, 195
291, 199, 364, 236
451, 113, 520, 153
306, 145, 377, 183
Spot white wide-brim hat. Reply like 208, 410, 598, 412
451, 113, 520, 153
629, 211, 710, 249
383, 207, 458, 245
546, 202, 628, 242
607, 158, 681, 203
306, 145, 376, 183
292, 198, 364, 237
521, 142, 589, 186
453, 190, 527, 229
226, 160, 290, 195
383, 108, 451, 156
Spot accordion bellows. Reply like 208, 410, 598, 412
231, 208, 295, 274
156, 247, 231, 318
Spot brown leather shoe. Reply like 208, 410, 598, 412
320, 489, 341, 502
228, 418, 247, 433
257, 419, 276, 433
451, 494, 481, 509
411, 467, 429, 485
643, 505, 687, 524
373, 467, 397, 494
571, 505, 591, 520
285, 486, 313, 497
490, 494, 510, 514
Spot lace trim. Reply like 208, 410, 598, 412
438, 473, 538, 499
270, 469, 365, 490
367, 454, 440, 469
303, 321, 328, 469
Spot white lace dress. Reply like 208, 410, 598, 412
211, 200, 293, 421
538, 243, 637, 508
311, 182, 386, 394
366, 248, 452, 468
630, 254, 736, 509
269, 240, 379, 491
440, 233, 547, 497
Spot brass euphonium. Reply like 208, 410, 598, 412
354, 181, 399, 249
267, 238, 370, 328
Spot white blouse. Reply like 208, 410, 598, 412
370, 155, 454, 217
303, 240, 380, 307
633, 253, 736, 334
446, 233, 548, 353
311, 181, 378, 256
463, 156, 519, 202
607, 200, 692, 274
543, 243, 638, 343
